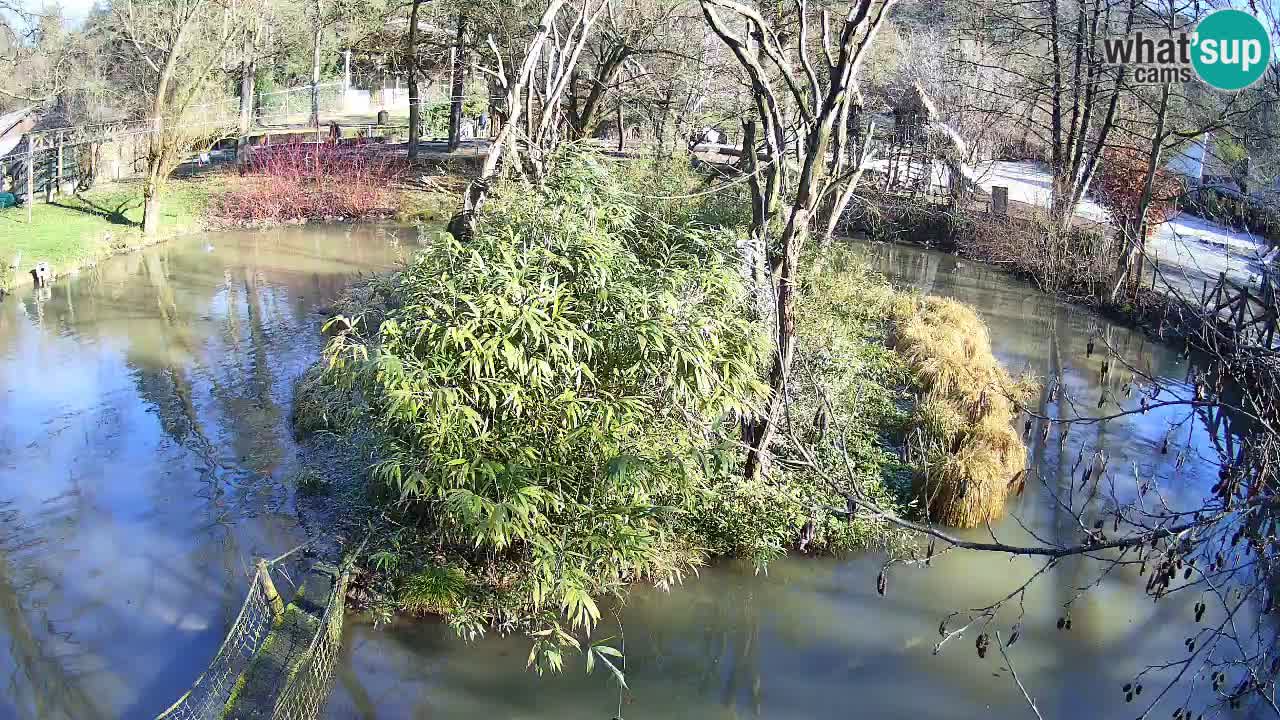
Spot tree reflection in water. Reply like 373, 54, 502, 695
0, 224, 423, 718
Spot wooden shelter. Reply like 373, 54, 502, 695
884, 84, 938, 194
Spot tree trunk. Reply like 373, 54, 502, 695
742, 140, 830, 479
569, 47, 627, 139
237, 25, 257, 163
238, 61, 256, 134
740, 120, 767, 248
143, 185, 162, 236
143, 121, 165, 236
447, 13, 467, 152
309, 0, 322, 128
408, 0, 423, 158
616, 104, 624, 152
1046, 0, 1067, 224
1110, 83, 1170, 303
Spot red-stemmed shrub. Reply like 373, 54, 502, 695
213, 141, 409, 224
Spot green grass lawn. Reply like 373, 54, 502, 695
0, 177, 222, 290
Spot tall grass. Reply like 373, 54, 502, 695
896, 297, 1036, 528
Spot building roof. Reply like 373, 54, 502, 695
895, 83, 938, 121
0, 106, 36, 159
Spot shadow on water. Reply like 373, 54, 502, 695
322, 237, 1259, 720
0, 222, 426, 718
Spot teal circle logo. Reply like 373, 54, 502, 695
1192, 9, 1272, 91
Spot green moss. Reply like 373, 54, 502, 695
396, 564, 471, 615
219, 604, 304, 718
394, 188, 458, 225
220, 675, 248, 720
220, 606, 293, 718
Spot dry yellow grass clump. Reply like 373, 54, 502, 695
894, 296, 1037, 528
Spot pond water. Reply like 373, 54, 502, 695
0, 230, 1253, 719
325, 239, 1253, 720
0, 224, 422, 719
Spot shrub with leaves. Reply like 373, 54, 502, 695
302, 152, 922, 673
318, 152, 769, 654
1096, 145, 1184, 235
763, 250, 915, 555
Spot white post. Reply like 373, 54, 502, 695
344, 49, 352, 91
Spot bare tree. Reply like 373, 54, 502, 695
1101, 0, 1280, 303
450, 0, 609, 239
0, 3, 77, 107
700, 0, 896, 478
947, 0, 1135, 227
112, 0, 248, 234
564, 0, 692, 140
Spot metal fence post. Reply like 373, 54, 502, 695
56, 133, 64, 195
26, 140, 34, 223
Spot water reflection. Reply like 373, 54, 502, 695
0, 223, 421, 719
325, 238, 1256, 720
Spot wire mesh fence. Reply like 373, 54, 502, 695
152, 565, 349, 720
269, 571, 350, 720
253, 83, 346, 125
154, 573, 275, 720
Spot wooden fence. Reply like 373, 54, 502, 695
0, 119, 418, 210
1199, 271, 1280, 351
1, 124, 154, 203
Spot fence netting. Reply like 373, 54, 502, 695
269, 571, 350, 720
154, 573, 275, 720
154, 567, 349, 720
